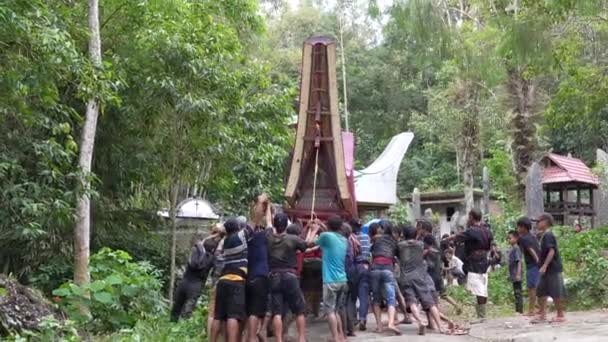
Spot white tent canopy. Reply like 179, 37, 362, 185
355, 132, 414, 206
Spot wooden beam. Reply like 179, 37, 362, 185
326, 41, 352, 210
285, 42, 313, 201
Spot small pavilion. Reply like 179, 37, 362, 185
541, 153, 599, 227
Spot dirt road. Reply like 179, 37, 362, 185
295, 310, 607, 342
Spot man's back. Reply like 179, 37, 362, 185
397, 240, 427, 279
355, 232, 371, 263
461, 224, 493, 274
371, 234, 397, 259
267, 231, 307, 271
221, 230, 249, 280
248, 230, 269, 278
317, 231, 348, 283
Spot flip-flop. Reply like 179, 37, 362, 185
530, 317, 547, 324
550, 317, 567, 323
443, 328, 469, 336
418, 325, 426, 336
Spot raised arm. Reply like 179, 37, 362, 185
264, 197, 273, 228
305, 221, 321, 246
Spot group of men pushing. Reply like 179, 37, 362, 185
172, 193, 565, 341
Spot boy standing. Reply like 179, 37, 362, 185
507, 231, 523, 314
516, 217, 540, 316
534, 213, 566, 323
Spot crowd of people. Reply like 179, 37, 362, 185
171, 193, 567, 341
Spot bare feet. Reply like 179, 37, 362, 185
387, 325, 402, 336
550, 316, 566, 323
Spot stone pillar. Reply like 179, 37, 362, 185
412, 188, 421, 221
424, 208, 439, 241
596, 149, 608, 227
525, 162, 545, 225
482, 166, 490, 217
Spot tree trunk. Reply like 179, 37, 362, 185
462, 132, 477, 215
507, 67, 538, 200
168, 182, 179, 304
74, 0, 102, 291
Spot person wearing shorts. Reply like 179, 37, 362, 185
211, 218, 252, 342
450, 209, 493, 320
266, 213, 308, 342
307, 216, 349, 342
368, 222, 401, 335
397, 225, 442, 335
534, 213, 566, 323
245, 195, 272, 342
517, 216, 540, 316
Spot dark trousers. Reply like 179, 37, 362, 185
170, 277, 203, 322
345, 263, 370, 331
346, 281, 357, 334
512, 281, 523, 314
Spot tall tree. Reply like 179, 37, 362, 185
74, 0, 102, 291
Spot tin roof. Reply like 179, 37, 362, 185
542, 153, 599, 186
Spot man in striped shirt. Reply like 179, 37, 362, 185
210, 218, 252, 342
352, 219, 372, 331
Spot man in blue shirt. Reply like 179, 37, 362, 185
245, 195, 272, 342
307, 215, 348, 342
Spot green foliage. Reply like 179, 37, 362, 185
103, 306, 209, 342
53, 248, 166, 333
490, 205, 522, 247
8, 317, 80, 342
0, 0, 85, 280
555, 227, 608, 308
487, 267, 515, 306
485, 149, 518, 200
387, 201, 409, 224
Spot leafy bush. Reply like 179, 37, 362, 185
8, 317, 80, 342
388, 201, 409, 224
555, 226, 608, 308
487, 267, 514, 306
102, 304, 208, 342
52, 248, 166, 333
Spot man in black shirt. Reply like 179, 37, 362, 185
534, 213, 566, 323
266, 213, 308, 342
516, 217, 540, 316
450, 209, 493, 320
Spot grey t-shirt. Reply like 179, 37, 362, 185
508, 245, 521, 282
266, 230, 307, 271
397, 240, 428, 282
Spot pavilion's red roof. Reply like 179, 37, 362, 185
542, 153, 599, 186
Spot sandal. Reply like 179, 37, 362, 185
550, 316, 566, 323
530, 316, 547, 324
418, 324, 426, 336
